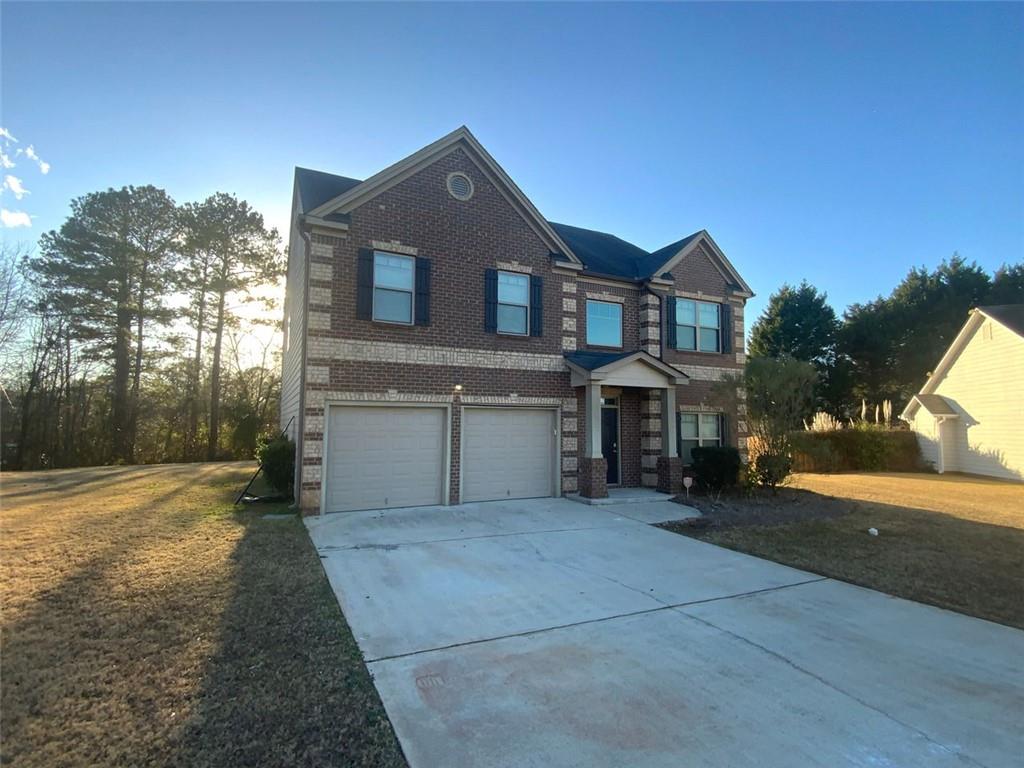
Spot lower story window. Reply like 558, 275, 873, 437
678, 412, 722, 464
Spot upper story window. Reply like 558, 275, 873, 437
497, 271, 530, 335
676, 299, 720, 352
678, 412, 722, 464
586, 300, 623, 348
373, 252, 415, 324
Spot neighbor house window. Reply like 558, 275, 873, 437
497, 271, 530, 334
586, 300, 623, 347
678, 412, 722, 464
373, 252, 414, 323
676, 299, 720, 352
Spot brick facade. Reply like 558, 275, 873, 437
291, 141, 750, 514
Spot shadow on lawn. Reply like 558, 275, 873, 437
668, 491, 1024, 630
172, 509, 407, 768
0, 469, 228, 767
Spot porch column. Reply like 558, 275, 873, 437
657, 385, 683, 494
661, 386, 677, 457
579, 381, 608, 499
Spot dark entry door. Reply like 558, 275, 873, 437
601, 407, 619, 485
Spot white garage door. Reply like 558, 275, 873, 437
461, 408, 555, 503
325, 406, 446, 513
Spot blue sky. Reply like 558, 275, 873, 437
2, 1, 1021, 326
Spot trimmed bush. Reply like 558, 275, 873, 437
752, 453, 792, 489
790, 425, 923, 472
691, 446, 741, 490
256, 436, 296, 497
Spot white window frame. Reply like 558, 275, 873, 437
497, 270, 530, 336
372, 251, 415, 325
675, 299, 721, 353
586, 300, 623, 348
678, 411, 723, 465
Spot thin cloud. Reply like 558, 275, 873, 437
24, 145, 50, 175
0, 208, 32, 228
0, 153, 13, 169
0, 127, 18, 143
3, 175, 28, 199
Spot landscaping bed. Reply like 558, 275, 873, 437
662, 472, 1024, 630
0, 462, 406, 768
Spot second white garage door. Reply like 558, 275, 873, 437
325, 405, 446, 513
461, 408, 556, 503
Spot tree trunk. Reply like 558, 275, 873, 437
128, 267, 148, 459
186, 258, 209, 461
207, 289, 227, 461
112, 277, 133, 463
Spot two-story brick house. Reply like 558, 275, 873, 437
282, 127, 753, 515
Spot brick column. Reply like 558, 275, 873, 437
579, 457, 608, 499
656, 456, 683, 494
580, 382, 608, 499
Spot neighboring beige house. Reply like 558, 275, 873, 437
901, 305, 1024, 481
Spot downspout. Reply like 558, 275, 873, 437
295, 220, 313, 509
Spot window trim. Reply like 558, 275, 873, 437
585, 299, 624, 349
371, 251, 415, 325
675, 299, 721, 353
496, 270, 530, 336
677, 411, 723, 465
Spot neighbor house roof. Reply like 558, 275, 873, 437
900, 303, 1024, 421
978, 304, 1024, 338
910, 394, 959, 417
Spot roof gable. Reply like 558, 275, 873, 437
978, 304, 1024, 338
305, 126, 582, 266
645, 230, 753, 296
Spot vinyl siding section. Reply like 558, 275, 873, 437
923, 318, 1024, 480
279, 208, 306, 441
909, 409, 940, 471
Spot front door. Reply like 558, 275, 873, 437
601, 405, 620, 485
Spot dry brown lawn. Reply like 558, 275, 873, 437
0, 462, 406, 768
665, 472, 1024, 630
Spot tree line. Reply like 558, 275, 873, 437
749, 255, 1024, 418
0, 186, 283, 470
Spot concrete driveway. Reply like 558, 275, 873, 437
306, 498, 1023, 768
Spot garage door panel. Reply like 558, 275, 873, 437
462, 408, 555, 503
326, 406, 445, 512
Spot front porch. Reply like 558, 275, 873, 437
565, 350, 689, 500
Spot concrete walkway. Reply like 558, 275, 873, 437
306, 498, 1024, 768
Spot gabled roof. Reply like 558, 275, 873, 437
563, 349, 639, 370
900, 304, 1023, 420
907, 394, 959, 418
563, 350, 689, 385
295, 167, 362, 214
302, 126, 583, 266
979, 304, 1024, 338
293, 126, 751, 290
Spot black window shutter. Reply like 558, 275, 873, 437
529, 275, 543, 337
666, 296, 677, 349
414, 257, 431, 326
484, 268, 498, 333
720, 413, 729, 447
720, 303, 732, 353
356, 248, 374, 320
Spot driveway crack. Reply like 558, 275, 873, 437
674, 608, 991, 768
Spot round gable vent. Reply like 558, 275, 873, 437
446, 172, 474, 201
